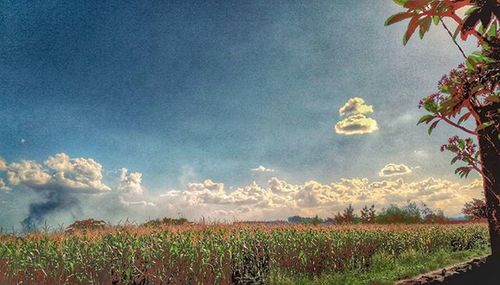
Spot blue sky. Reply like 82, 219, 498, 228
0, 1, 483, 227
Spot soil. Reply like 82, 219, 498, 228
395, 256, 500, 285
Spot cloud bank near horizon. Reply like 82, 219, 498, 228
0, 153, 483, 228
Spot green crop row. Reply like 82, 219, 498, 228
0, 224, 489, 285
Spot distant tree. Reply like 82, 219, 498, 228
66, 218, 106, 233
311, 215, 323, 226
287, 215, 324, 225
386, 0, 500, 257
375, 202, 422, 224
333, 204, 356, 224
287, 216, 302, 224
142, 217, 188, 227
463, 198, 488, 219
360, 205, 376, 223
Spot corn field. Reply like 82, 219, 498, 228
0, 223, 489, 285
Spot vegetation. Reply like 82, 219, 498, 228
271, 247, 489, 285
386, 0, 500, 256
65, 218, 107, 233
0, 222, 489, 284
463, 198, 488, 219
141, 217, 189, 227
289, 202, 451, 225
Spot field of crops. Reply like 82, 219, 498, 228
0, 223, 489, 285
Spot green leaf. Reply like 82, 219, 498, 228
465, 6, 480, 16
476, 121, 494, 132
428, 120, 439, 135
393, 0, 408, 6
458, 139, 465, 149
419, 17, 432, 39
487, 23, 497, 38
465, 60, 475, 71
417, 114, 435, 125
478, 24, 485, 34
432, 16, 440, 26
423, 100, 438, 113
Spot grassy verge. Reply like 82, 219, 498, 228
270, 247, 490, 285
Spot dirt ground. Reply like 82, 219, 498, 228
395, 256, 500, 285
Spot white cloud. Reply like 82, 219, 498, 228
413, 150, 429, 158
339, 97, 374, 117
45, 153, 111, 193
6, 160, 52, 187
335, 98, 378, 135
156, 176, 483, 219
119, 196, 156, 207
335, 114, 378, 135
0, 153, 486, 227
3, 153, 110, 193
251, 165, 275, 173
118, 168, 144, 195
378, 163, 412, 177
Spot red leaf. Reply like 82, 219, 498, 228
403, 16, 421, 45
405, 0, 431, 9
385, 12, 415, 26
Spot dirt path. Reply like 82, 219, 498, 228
395, 256, 499, 284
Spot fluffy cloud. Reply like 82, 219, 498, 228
3, 153, 114, 193
118, 168, 143, 195
339, 97, 374, 117
335, 98, 378, 135
45, 153, 111, 193
251, 165, 275, 173
157, 176, 483, 219
6, 160, 52, 187
379, 163, 412, 177
0, 153, 111, 229
0, 153, 486, 228
335, 114, 379, 135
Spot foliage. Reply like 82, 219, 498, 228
375, 203, 422, 224
360, 205, 377, 223
287, 216, 324, 225
373, 202, 447, 224
440, 135, 481, 178
387, 0, 500, 180
65, 219, 107, 233
141, 217, 189, 227
333, 204, 357, 224
0, 223, 489, 285
463, 198, 489, 219
385, 0, 500, 44
270, 247, 489, 285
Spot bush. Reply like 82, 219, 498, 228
66, 219, 106, 233
142, 217, 189, 227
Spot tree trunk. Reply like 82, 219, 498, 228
477, 103, 500, 257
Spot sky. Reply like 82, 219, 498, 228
0, 1, 484, 229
